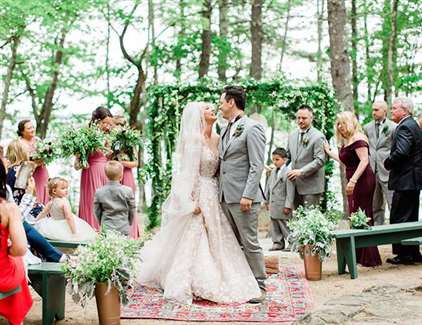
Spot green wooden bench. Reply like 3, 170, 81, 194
48, 239, 88, 249
334, 221, 422, 279
28, 262, 65, 325
401, 237, 422, 246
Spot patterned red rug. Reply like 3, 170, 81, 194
121, 266, 313, 322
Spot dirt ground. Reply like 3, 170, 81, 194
18, 238, 422, 325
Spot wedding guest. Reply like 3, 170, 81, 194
17, 120, 49, 204
35, 177, 96, 241
287, 105, 326, 208
94, 161, 136, 236
6, 140, 65, 262
0, 160, 32, 324
363, 101, 396, 225
385, 97, 422, 265
325, 111, 382, 267
110, 116, 140, 238
264, 148, 294, 251
76, 106, 113, 230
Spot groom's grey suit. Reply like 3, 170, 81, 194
218, 115, 267, 290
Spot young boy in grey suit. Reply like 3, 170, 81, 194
94, 161, 136, 236
264, 148, 295, 251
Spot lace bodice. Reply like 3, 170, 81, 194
49, 198, 66, 220
199, 145, 219, 178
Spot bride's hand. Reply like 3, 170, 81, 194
193, 207, 201, 215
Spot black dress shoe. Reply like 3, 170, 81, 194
248, 289, 266, 304
412, 254, 422, 263
386, 256, 414, 265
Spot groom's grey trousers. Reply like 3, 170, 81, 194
221, 202, 267, 291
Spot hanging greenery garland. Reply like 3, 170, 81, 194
144, 79, 338, 229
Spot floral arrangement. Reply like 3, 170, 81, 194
30, 139, 58, 165
109, 127, 141, 161
349, 208, 370, 229
288, 205, 336, 261
59, 126, 108, 168
62, 231, 142, 308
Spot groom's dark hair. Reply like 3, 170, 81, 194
223, 86, 246, 111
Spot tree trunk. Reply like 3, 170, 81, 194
327, 0, 353, 111
351, 0, 359, 113
390, 0, 399, 98
327, 0, 353, 215
37, 29, 67, 139
363, 0, 372, 103
316, 0, 325, 81
175, 0, 185, 80
0, 35, 20, 138
105, 1, 111, 108
128, 68, 146, 128
250, 0, 263, 80
148, 0, 158, 84
198, 0, 212, 79
381, 0, 398, 106
279, 0, 292, 70
217, 0, 228, 81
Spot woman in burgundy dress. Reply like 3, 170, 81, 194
17, 120, 49, 205
76, 107, 113, 231
324, 111, 382, 267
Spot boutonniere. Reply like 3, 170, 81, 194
233, 124, 244, 138
302, 134, 309, 146
381, 125, 389, 135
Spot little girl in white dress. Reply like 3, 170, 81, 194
35, 177, 96, 241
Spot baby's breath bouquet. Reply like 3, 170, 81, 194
59, 126, 108, 168
288, 205, 336, 261
30, 139, 58, 165
349, 208, 370, 229
62, 231, 142, 307
109, 127, 141, 161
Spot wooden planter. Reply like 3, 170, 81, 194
95, 282, 121, 325
303, 245, 322, 281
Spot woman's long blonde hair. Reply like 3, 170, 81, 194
335, 111, 363, 145
6, 140, 29, 167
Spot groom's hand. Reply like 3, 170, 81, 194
287, 169, 302, 180
240, 198, 253, 212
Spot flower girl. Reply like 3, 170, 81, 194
35, 177, 96, 241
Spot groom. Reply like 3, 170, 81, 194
218, 86, 267, 303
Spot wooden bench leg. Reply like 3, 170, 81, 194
336, 237, 358, 279
30, 273, 65, 325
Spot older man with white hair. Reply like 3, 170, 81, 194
363, 100, 396, 225
384, 97, 422, 265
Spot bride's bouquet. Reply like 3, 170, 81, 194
30, 139, 58, 165
109, 127, 141, 161
59, 126, 108, 168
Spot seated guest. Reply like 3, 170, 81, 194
0, 159, 33, 325
94, 161, 136, 236
5, 140, 65, 262
35, 177, 96, 241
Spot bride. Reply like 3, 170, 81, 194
136, 102, 261, 304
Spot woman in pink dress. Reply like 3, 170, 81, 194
17, 120, 49, 205
112, 116, 140, 239
76, 107, 113, 231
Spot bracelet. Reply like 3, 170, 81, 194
349, 179, 357, 184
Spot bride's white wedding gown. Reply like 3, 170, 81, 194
137, 145, 261, 304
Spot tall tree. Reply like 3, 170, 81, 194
316, 0, 325, 81
250, 0, 263, 79
217, 0, 229, 81
279, 0, 292, 70
351, 0, 359, 112
198, 0, 212, 78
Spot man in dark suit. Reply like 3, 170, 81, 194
384, 97, 422, 265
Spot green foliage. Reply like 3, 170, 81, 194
109, 127, 142, 161
288, 205, 337, 261
59, 126, 108, 168
349, 208, 370, 229
62, 231, 142, 307
144, 79, 338, 228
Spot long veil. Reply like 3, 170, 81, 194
160, 102, 205, 226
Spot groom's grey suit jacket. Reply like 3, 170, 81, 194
218, 116, 266, 204
363, 119, 396, 183
287, 126, 326, 195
